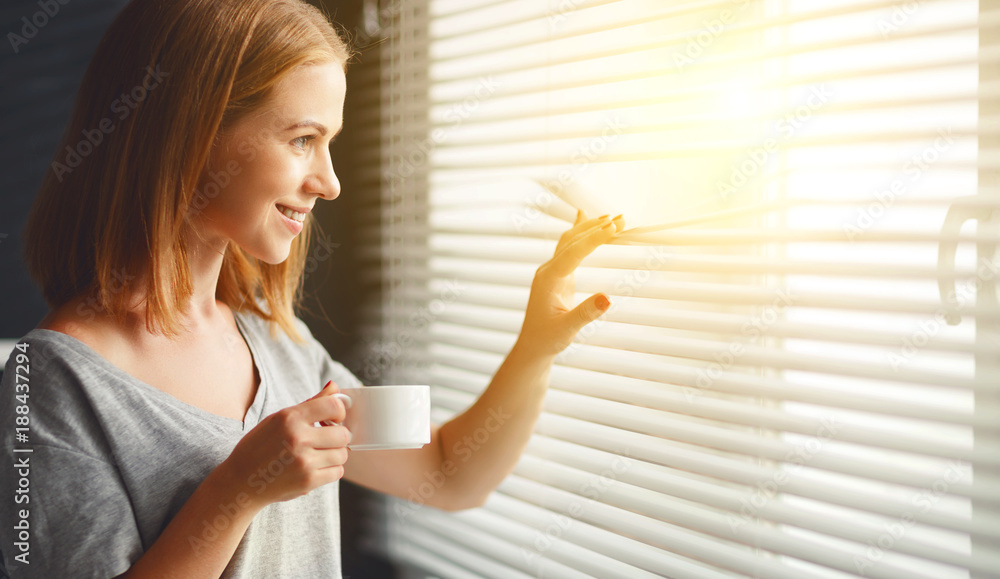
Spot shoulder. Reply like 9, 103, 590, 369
2, 327, 116, 461
35, 296, 122, 360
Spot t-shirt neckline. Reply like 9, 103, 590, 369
28, 310, 267, 432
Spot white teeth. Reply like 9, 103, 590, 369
278, 205, 306, 222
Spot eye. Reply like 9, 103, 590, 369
291, 135, 316, 150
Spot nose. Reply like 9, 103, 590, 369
305, 146, 341, 200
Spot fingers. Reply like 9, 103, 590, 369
547, 214, 625, 277
557, 210, 604, 245
299, 387, 348, 424
311, 380, 339, 399
566, 292, 612, 333
313, 423, 352, 450
557, 213, 624, 251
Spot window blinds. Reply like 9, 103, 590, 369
359, 0, 1000, 577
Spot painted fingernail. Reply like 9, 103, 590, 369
596, 294, 611, 310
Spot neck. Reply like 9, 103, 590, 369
121, 226, 230, 336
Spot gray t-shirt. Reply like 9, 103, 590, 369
0, 310, 361, 578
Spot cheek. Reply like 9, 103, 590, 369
210, 159, 283, 219
196, 142, 304, 234
237, 150, 300, 200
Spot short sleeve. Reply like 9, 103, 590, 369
291, 318, 363, 390
0, 342, 142, 578
1, 446, 142, 578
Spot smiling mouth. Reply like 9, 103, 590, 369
277, 204, 306, 222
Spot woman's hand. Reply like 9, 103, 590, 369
516, 210, 625, 357
219, 380, 352, 508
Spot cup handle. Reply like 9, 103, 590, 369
333, 392, 352, 409
319, 393, 353, 427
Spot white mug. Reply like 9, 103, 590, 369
332, 385, 431, 450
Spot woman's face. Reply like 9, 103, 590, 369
192, 61, 346, 264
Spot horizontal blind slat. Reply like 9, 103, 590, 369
484, 492, 733, 578
422, 504, 667, 578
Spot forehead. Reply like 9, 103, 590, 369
250, 62, 347, 131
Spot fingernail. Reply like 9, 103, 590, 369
596, 294, 611, 310
322, 380, 332, 391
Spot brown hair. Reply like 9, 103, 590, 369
23, 0, 351, 340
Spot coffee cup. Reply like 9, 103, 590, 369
331, 385, 430, 450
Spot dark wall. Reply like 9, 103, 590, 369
0, 0, 131, 338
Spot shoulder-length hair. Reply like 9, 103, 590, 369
23, 0, 351, 341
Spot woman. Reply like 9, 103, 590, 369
0, 0, 624, 576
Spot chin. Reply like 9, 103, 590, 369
242, 243, 293, 266
259, 250, 292, 265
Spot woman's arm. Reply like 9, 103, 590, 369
113, 462, 260, 579
117, 382, 352, 578
344, 211, 624, 510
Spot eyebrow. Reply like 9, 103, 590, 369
284, 119, 343, 137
